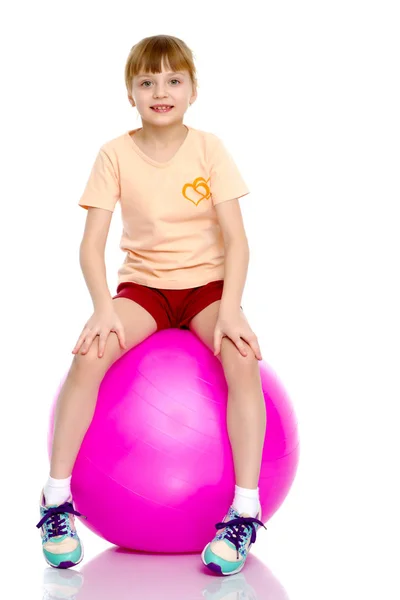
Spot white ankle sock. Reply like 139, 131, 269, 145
43, 475, 72, 506
232, 485, 260, 518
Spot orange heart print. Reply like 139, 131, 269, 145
182, 177, 211, 206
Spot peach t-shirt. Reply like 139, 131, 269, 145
78, 125, 250, 289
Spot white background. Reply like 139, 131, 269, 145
1, 1, 399, 598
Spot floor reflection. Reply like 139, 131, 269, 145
42, 547, 290, 600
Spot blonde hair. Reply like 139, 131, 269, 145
124, 34, 198, 101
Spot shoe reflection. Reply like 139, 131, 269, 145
42, 547, 290, 600
42, 567, 83, 599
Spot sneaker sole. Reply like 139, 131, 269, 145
44, 545, 84, 570
201, 544, 250, 576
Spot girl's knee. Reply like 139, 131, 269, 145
71, 334, 123, 376
221, 339, 258, 378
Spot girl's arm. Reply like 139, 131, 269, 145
79, 207, 114, 310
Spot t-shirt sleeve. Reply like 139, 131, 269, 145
78, 147, 120, 212
208, 135, 250, 206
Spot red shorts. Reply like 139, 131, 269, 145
112, 279, 228, 331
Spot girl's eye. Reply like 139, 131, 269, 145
141, 79, 180, 87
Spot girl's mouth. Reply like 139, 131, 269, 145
151, 106, 174, 113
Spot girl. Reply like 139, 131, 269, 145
36, 34, 267, 576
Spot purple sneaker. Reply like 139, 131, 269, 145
201, 504, 267, 575
36, 489, 85, 569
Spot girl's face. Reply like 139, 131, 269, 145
130, 60, 196, 124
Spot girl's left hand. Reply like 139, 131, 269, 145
214, 308, 262, 360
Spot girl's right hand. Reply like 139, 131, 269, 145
72, 305, 127, 358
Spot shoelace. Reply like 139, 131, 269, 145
215, 515, 267, 560
36, 501, 86, 539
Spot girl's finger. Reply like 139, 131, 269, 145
252, 343, 262, 360
80, 333, 96, 354
72, 328, 90, 353
98, 332, 109, 358
236, 339, 247, 356
72, 336, 85, 353
117, 328, 127, 349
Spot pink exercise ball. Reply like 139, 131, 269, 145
48, 328, 299, 553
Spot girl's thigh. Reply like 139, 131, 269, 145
72, 297, 158, 374
111, 296, 158, 351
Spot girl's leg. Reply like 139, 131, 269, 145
37, 299, 159, 569
49, 297, 158, 480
